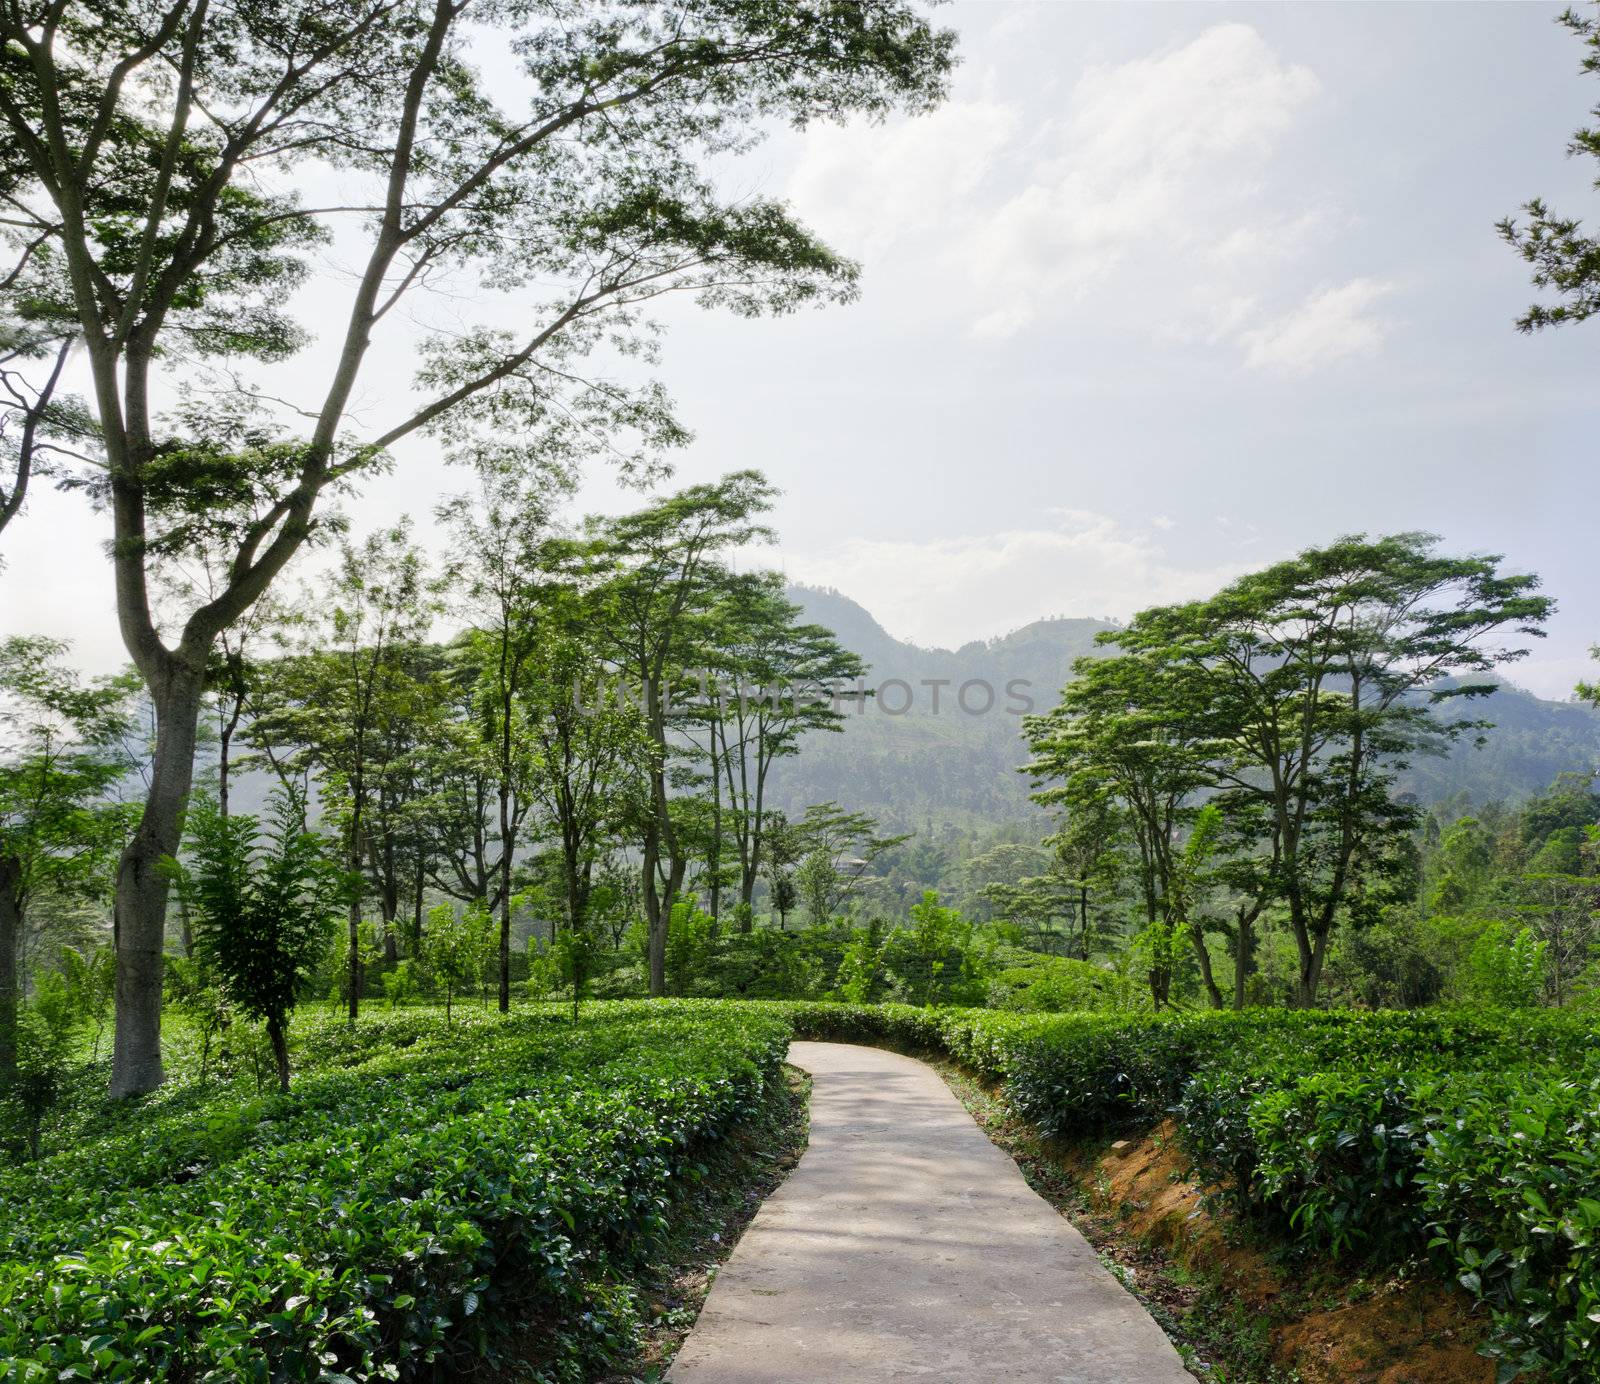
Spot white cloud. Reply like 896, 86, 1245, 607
786, 97, 1019, 257
1240, 277, 1395, 375
964, 23, 1320, 333
786, 22, 1386, 370
781, 509, 1247, 649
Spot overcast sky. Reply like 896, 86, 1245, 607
3, 1, 1597, 697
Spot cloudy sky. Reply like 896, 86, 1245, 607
3, 1, 1598, 696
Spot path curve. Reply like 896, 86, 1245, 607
668, 1041, 1193, 1383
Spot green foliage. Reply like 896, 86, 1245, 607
381, 960, 419, 1010
55, 945, 114, 1060
793, 845, 840, 927
0, 972, 81, 1158
421, 904, 494, 1022
1029, 533, 1552, 1009
897, 890, 973, 1004
834, 928, 883, 1004
664, 897, 718, 995
171, 792, 344, 1090
986, 953, 1131, 1013
1465, 924, 1549, 1007
1500, 5, 1600, 331
0, 1002, 788, 1381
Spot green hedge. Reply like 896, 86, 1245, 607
782, 1001, 1600, 1382
0, 1002, 788, 1383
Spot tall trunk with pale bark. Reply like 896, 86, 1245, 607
0, 855, 22, 1087
497, 781, 513, 1013
109, 663, 204, 1098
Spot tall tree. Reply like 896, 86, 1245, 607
441, 471, 564, 1011
699, 573, 866, 927
589, 471, 776, 994
254, 524, 436, 1018
1026, 653, 1221, 1009
0, 0, 952, 1094
0, 637, 135, 1084
1500, 4, 1600, 330
524, 598, 647, 955
1113, 533, 1551, 1007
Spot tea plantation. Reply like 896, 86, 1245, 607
4, 1001, 1598, 1381
0, 1003, 788, 1382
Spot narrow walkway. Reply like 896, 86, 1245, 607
668, 1041, 1193, 1383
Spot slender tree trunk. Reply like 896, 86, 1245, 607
563, 834, 584, 940
411, 850, 426, 953
708, 752, 722, 935
0, 858, 22, 1087
1233, 902, 1260, 1010
217, 688, 243, 820
1234, 925, 1248, 1011
1297, 928, 1331, 1009
497, 783, 513, 1013
266, 1014, 290, 1093
1287, 897, 1318, 1008
643, 826, 666, 996
1190, 928, 1225, 1009
347, 838, 363, 1017
373, 822, 400, 964
110, 663, 204, 1098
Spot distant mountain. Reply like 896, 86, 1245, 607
770, 585, 1600, 829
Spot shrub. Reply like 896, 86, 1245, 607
0, 1002, 789, 1381
986, 953, 1126, 1013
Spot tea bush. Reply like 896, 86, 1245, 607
0, 1002, 788, 1382
783, 1000, 1600, 1381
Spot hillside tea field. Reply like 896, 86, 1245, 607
5, 1001, 1600, 1382
785, 1003, 1600, 1383
0, 1003, 788, 1382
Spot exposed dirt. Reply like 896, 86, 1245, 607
1273, 1279, 1493, 1384
1091, 1122, 1281, 1308
931, 1064, 1495, 1384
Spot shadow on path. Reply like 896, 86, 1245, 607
667, 1041, 1195, 1383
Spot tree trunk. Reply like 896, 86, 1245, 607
563, 837, 585, 941
411, 850, 426, 953
217, 688, 243, 820
346, 895, 362, 1022
1233, 925, 1248, 1010
497, 782, 513, 1014
0, 857, 21, 1087
266, 1014, 290, 1093
643, 826, 666, 996
1232, 902, 1261, 1010
1190, 928, 1226, 1009
708, 722, 722, 933
346, 790, 365, 1022
110, 663, 204, 1098
1297, 938, 1330, 1008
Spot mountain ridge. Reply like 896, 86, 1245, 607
773, 584, 1600, 828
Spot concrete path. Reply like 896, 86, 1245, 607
668, 1041, 1194, 1383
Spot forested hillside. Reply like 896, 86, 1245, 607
777, 585, 1600, 826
